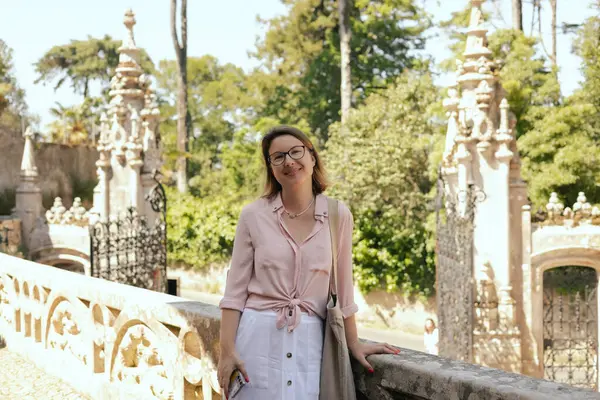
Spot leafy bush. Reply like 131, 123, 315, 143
325, 71, 441, 297
0, 189, 15, 215
166, 186, 242, 268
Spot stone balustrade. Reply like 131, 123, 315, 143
1, 253, 599, 400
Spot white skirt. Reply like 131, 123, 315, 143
232, 308, 324, 400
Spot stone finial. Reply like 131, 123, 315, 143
45, 197, 89, 226
46, 198, 67, 224
545, 192, 564, 215
464, 0, 492, 59
573, 192, 592, 216
20, 126, 38, 178
442, 86, 460, 161
544, 192, 564, 224
99, 113, 109, 146
123, 9, 137, 49
117, 9, 141, 68
129, 107, 140, 142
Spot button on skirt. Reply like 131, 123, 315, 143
232, 308, 324, 400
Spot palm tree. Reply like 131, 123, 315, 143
47, 101, 91, 145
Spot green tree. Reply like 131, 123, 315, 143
156, 56, 258, 195
34, 35, 154, 98
0, 40, 26, 118
325, 72, 440, 297
487, 29, 560, 138
251, 0, 430, 142
518, 102, 600, 208
519, 6, 600, 208
46, 99, 100, 145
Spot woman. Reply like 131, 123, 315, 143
217, 125, 399, 400
423, 318, 439, 355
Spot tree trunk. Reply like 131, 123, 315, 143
512, 0, 523, 31
338, 0, 352, 126
550, 0, 557, 66
171, 0, 189, 193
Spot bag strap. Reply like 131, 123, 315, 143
327, 198, 340, 297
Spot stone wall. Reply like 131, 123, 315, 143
1, 253, 597, 399
0, 217, 21, 255
0, 129, 98, 213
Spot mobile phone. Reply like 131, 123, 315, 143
228, 369, 246, 398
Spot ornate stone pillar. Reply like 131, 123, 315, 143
126, 109, 143, 211
91, 113, 111, 222
494, 99, 516, 330
14, 127, 43, 250
439, 0, 525, 374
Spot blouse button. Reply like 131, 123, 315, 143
287, 380, 292, 386
287, 352, 292, 358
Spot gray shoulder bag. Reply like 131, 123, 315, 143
319, 198, 357, 400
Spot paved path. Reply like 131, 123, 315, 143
0, 346, 89, 400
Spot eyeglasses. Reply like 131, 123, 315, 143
268, 145, 307, 166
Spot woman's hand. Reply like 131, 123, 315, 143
217, 350, 249, 399
348, 340, 400, 373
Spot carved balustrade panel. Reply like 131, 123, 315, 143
0, 254, 221, 399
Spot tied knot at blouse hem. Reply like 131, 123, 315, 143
219, 193, 358, 332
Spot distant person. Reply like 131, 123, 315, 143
216, 125, 399, 400
424, 318, 439, 355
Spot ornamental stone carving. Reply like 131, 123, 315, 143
537, 192, 600, 226
48, 302, 88, 366
45, 197, 90, 226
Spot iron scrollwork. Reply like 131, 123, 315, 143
435, 170, 485, 362
543, 266, 598, 390
90, 174, 167, 292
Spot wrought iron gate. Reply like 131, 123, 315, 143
543, 266, 598, 390
435, 173, 480, 362
90, 177, 167, 292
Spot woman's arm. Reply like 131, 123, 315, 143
344, 314, 399, 372
220, 309, 242, 356
336, 203, 399, 371
217, 209, 254, 397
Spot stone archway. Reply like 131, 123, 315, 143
529, 248, 600, 390
29, 247, 91, 276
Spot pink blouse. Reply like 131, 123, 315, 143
219, 193, 358, 332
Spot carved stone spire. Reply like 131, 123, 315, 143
464, 0, 493, 59
90, 9, 162, 221
15, 126, 43, 249
118, 9, 142, 72
20, 127, 38, 178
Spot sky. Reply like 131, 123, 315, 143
0, 0, 594, 132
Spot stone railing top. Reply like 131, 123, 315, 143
0, 253, 219, 327
355, 347, 600, 400
1, 253, 599, 400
